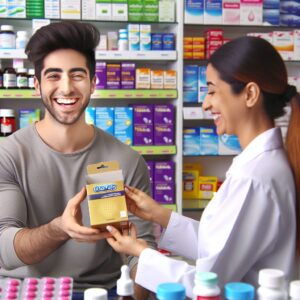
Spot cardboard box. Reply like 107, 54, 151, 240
86, 161, 129, 231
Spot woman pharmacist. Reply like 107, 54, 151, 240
106, 36, 300, 298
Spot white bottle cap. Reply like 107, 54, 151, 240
84, 288, 108, 300
117, 265, 134, 296
258, 269, 285, 289
290, 281, 300, 299
1, 25, 14, 32
17, 68, 27, 73
28, 69, 35, 75
0, 109, 15, 117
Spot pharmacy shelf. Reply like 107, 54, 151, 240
0, 89, 178, 99
131, 145, 176, 155
96, 50, 177, 60
0, 49, 177, 61
0, 137, 176, 155
0, 49, 26, 59
183, 199, 210, 210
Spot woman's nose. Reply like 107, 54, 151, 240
202, 94, 211, 111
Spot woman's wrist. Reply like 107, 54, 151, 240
153, 206, 172, 229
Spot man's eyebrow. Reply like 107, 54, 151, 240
43, 68, 62, 76
43, 67, 88, 76
69, 68, 88, 74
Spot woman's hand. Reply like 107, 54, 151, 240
125, 186, 161, 222
125, 186, 172, 228
106, 223, 148, 257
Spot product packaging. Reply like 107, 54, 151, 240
86, 160, 129, 231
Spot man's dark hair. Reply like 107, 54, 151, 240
25, 21, 100, 82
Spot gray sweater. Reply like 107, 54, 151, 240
0, 125, 155, 289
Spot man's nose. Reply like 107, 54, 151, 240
60, 75, 73, 94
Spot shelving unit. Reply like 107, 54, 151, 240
182, 9, 300, 218
0, 11, 184, 214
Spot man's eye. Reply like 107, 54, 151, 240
207, 91, 215, 95
72, 74, 85, 80
47, 74, 59, 80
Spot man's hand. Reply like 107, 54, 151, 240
106, 223, 148, 257
60, 187, 111, 242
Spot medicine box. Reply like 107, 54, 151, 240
183, 127, 201, 156
114, 107, 133, 145
85, 107, 96, 125
184, 65, 198, 103
86, 160, 129, 231
184, 0, 204, 24
198, 176, 218, 199
95, 107, 114, 136
199, 127, 218, 155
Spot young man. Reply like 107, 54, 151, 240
0, 21, 155, 299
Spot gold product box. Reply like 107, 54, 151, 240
86, 160, 129, 231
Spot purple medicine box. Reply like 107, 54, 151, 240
96, 62, 107, 89
121, 62, 136, 89
154, 182, 175, 204
106, 64, 121, 89
154, 124, 174, 145
154, 161, 175, 183
154, 104, 174, 125
133, 105, 154, 145
133, 124, 153, 145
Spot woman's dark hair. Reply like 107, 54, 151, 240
209, 36, 300, 253
25, 21, 100, 82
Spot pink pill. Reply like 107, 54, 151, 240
26, 278, 39, 285
59, 290, 70, 297
43, 284, 54, 291
58, 297, 70, 300
59, 284, 70, 290
42, 297, 53, 300
42, 291, 53, 297
26, 285, 37, 292
5, 291, 17, 299
42, 278, 55, 284
25, 291, 36, 298
6, 286, 18, 292
60, 277, 72, 284
7, 279, 19, 286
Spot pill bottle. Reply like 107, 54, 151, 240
0, 109, 16, 136
257, 269, 288, 300
224, 282, 255, 300
118, 37, 128, 51
193, 271, 220, 300
0, 25, 16, 49
290, 280, 300, 300
3, 67, 17, 89
17, 68, 28, 89
28, 69, 35, 89
16, 31, 28, 49
84, 288, 108, 300
116, 265, 135, 300
156, 283, 186, 300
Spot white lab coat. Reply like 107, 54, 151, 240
136, 128, 296, 298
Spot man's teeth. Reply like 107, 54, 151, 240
213, 114, 221, 121
56, 98, 77, 104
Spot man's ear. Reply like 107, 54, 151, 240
244, 82, 261, 108
34, 77, 41, 96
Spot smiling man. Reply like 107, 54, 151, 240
0, 21, 155, 299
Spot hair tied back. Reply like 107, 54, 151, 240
283, 84, 298, 103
